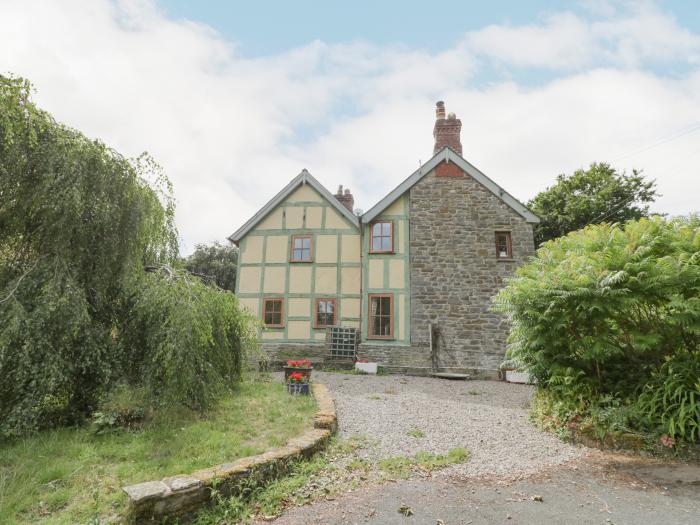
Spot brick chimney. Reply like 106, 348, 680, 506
335, 185, 354, 212
433, 101, 462, 155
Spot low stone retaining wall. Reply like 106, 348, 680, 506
122, 383, 336, 524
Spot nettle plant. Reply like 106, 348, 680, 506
494, 216, 700, 444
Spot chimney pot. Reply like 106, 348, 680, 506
435, 100, 445, 120
335, 186, 354, 212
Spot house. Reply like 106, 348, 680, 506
229, 102, 539, 377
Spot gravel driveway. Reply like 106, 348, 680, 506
315, 371, 586, 479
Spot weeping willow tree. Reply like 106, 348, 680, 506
0, 76, 254, 438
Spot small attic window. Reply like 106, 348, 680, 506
290, 235, 312, 262
370, 221, 393, 253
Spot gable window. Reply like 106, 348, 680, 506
290, 235, 312, 262
368, 294, 393, 339
315, 298, 336, 328
370, 221, 393, 253
495, 231, 512, 259
263, 298, 284, 327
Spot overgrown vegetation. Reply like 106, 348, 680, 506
0, 75, 256, 438
528, 163, 658, 246
495, 216, 700, 448
0, 381, 316, 524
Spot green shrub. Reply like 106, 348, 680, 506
119, 269, 257, 411
495, 216, 700, 444
636, 348, 700, 442
90, 383, 152, 434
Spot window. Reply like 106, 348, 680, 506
495, 231, 512, 259
263, 298, 284, 327
368, 294, 393, 339
290, 235, 312, 262
315, 298, 336, 328
370, 221, 393, 253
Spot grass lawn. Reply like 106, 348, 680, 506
0, 380, 316, 524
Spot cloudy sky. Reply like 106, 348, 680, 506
2, 0, 699, 254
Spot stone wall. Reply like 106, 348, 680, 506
408, 162, 535, 372
123, 384, 336, 524
258, 342, 328, 369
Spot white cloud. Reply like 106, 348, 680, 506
0, 0, 698, 254
464, 2, 700, 69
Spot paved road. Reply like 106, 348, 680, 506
272, 454, 700, 525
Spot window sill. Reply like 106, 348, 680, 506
263, 325, 284, 329
367, 336, 395, 340
289, 259, 314, 263
368, 251, 395, 255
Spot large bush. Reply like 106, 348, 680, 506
494, 216, 700, 444
119, 268, 255, 411
0, 76, 254, 437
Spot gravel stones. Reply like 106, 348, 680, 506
315, 372, 587, 479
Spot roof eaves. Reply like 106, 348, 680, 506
362, 147, 539, 224
361, 149, 447, 223
228, 169, 359, 243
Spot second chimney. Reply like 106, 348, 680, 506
433, 101, 462, 155
335, 185, 354, 212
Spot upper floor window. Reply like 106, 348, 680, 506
290, 235, 312, 262
368, 294, 393, 339
495, 231, 512, 259
315, 298, 336, 328
370, 221, 393, 253
263, 298, 284, 327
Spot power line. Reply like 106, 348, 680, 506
588, 194, 637, 225
610, 122, 700, 163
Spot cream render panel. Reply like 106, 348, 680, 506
316, 235, 338, 263
315, 267, 337, 294
341, 267, 361, 294
265, 235, 288, 263
285, 206, 304, 229
314, 332, 326, 341
238, 297, 259, 315
343, 320, 360, 329
368, 259, 384, 289
288, 320, 311, 340
325, 207, 351, 229
398, 294, 406, 340
286, 184, 323, 203
261, 331, 284, 340
263, 267, 286, 293
341, 235, 361, 262
384, 197, 405, 215
238, 267, 261, 293
341, 297, 361, 318
398, 220, 406, 254
289, 266, 312, 293
288, 297, 311, 317
389, 259, 405, 289
240, 236, 263, 264
306, 206, 323, 228
257, 207, 283, 230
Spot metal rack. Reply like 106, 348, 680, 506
327, 327, 358, 359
